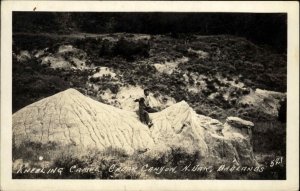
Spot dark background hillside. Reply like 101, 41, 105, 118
13, 12, 287, 53
12, 12, 287, 115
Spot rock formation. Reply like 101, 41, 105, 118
238, 88, 286, 117
13, 88, 257, 166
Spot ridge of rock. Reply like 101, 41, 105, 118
13, 88, 257, 165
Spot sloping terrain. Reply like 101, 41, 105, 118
13, 88, 256, 166
12, 33, 287, 179
13, 89, 154, 154
13, 33, 286, 122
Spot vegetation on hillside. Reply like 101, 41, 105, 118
13, 12, 287, 53
13, 33, 286, 122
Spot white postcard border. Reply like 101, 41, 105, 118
1, 1, 299, 191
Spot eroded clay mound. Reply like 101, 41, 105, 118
13, 88, 256, 165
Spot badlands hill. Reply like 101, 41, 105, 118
13, 33, 286, 124
13, 88, 256, 166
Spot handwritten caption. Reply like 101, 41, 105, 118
15, 157, 284, 176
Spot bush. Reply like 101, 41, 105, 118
113, 37, 150, 60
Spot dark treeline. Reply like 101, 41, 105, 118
13, 12, 287, 52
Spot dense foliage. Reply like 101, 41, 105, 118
13, 12, 286, 53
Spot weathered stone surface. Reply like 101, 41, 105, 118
13, 88, 256, 165
13, 89, 155, 154
40, 44, 88, 69
224, 116, 254, 139
238, 88, 286, 117
226, 116, 254, 129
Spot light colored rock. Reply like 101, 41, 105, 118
58, 45, 76, 53
39, 45, 88, 69
187, 48, 209, 59
13, 88, 155, 154
17, 50, 31, 63
41, 56, 71, 68
154, 57, 189, 74
98, 85, 176, 111
131, 34, 151, 41
90, 67, 117, 79
238, 88, 286, 117
223, 116, 254, 140
226, 116, 254, 128
34, 49, 46, 58
13, 88, 256, 165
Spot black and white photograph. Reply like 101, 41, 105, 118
1, 1, 299, 190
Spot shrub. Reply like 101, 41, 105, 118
113, 37, 150, 60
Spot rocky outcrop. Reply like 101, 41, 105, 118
13, 88, 257, 165
153, 57, 189, 74
13, 89, 155, 154
98, 85, 176, 112
39, 45, 88, 69
238, 88, 286, 117
16, 50, 31, 63
225, 116, 254, 138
